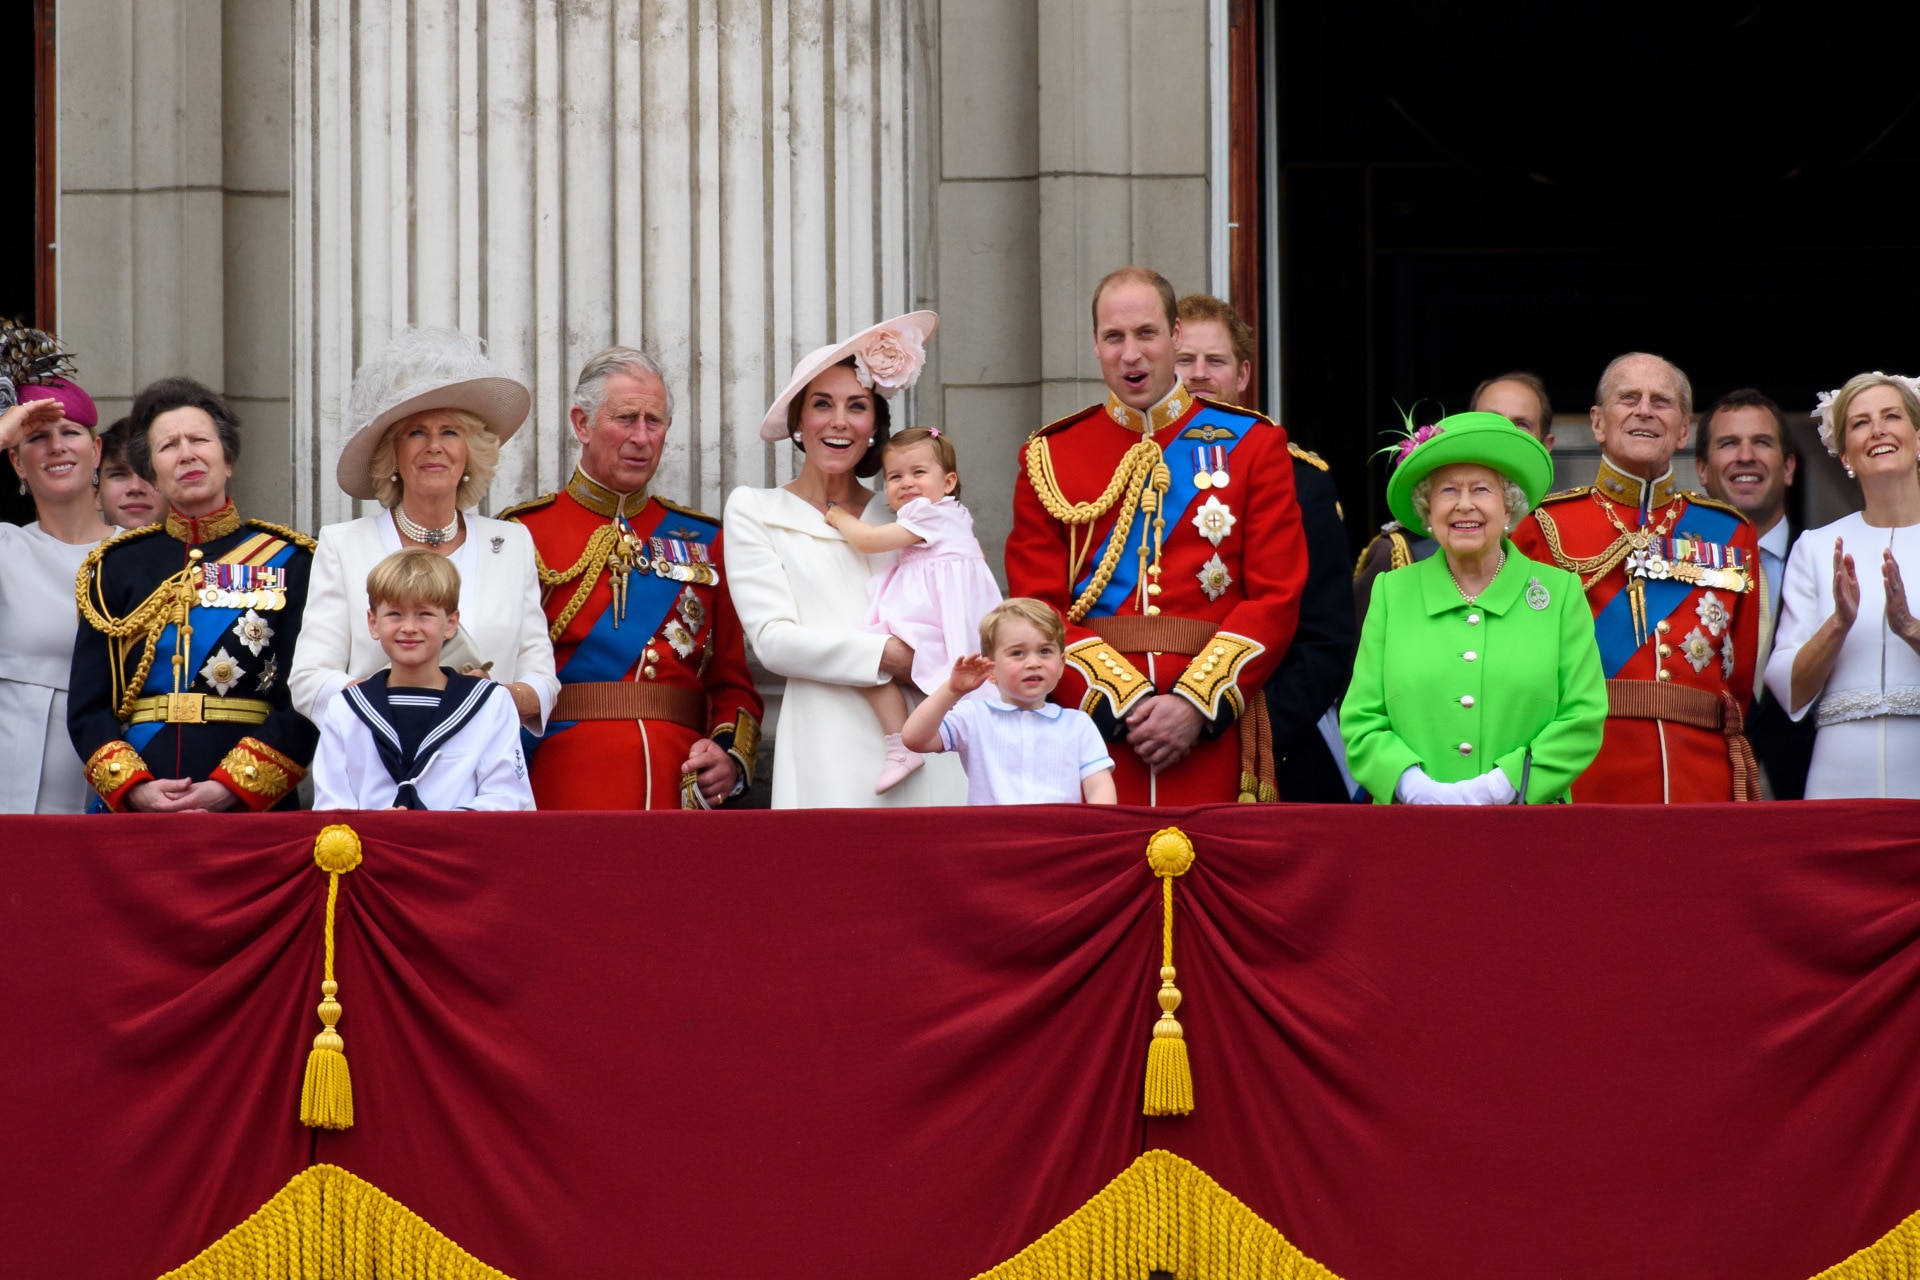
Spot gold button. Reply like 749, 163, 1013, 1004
1466, 613, 1480, 626
1657, 643, 1672, 657
1656, 620, 1671, 635
188, 548, 205, 561
244, 766, 258, 779
1459, 742, 1473, 755
1463, 650, 1477, 662
1120, 673, 1135, 682
1657, 669, 1671, 682
1147, 606, 1161, 616
1147, 584, 1163, 596
1461, 695, 1474, 708
645, 647, 659, 662
107, 762, 122, 775
643, 664, 658, 680
1212, 645, 1227, 657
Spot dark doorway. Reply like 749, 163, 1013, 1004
1271, 2, 1920, 547
1, 0, 49, 526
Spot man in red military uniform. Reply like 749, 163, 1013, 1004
1005, 266, 1307, 805
1510, 351, 1761, 802
504, 348, 762, 809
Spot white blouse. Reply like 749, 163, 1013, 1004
0, 522, 100, 813
288, 510, 560, 728
723, 485, 966, 809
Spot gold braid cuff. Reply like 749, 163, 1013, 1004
1172, 632, 1264, 723
1065, 636, 1152, 720
1026, 436, 1170, 623
86, 740, 150, 809
214, 737, 305, 811
712, 708, 761, 790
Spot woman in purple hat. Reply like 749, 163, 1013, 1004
0, 323, 116, 812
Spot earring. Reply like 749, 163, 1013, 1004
391, 472, 400, 482
463, 472, 471, 482
16, 479, 24, 495
1846, 466, 1857, 479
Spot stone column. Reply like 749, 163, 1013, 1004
291, 0, 919, 530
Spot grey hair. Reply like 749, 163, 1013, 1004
1410, 474, 1530, 534
571, 346, 675, 422
1594, 351, 1693, 418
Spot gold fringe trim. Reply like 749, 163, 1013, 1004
973, 1149, 1342, 1280
1810, 1205, 1920, 1279
158, 1164, 513, 1280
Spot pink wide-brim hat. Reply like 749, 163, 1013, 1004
758, 311, 939, 442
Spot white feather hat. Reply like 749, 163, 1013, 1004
759, 312, 938, 442
336, 327, 532, 501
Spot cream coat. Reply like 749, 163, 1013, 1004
288, 510, 560, 727
723, 484, 966, 808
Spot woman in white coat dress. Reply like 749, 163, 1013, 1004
0, 344, 116, 814
1767, 371, 1920, 798
289, 329, 559, 730
725, 314, 966, 808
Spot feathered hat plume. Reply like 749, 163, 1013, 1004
0, 318, 77, 411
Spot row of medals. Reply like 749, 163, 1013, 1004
195, 567, 287, 611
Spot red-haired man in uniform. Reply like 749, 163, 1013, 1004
1510, 351, 1761, 801
504, 348, 761, 809
1004, 267, 1307, 804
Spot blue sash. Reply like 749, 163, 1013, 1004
1074, 404, 1250, 616
123, 538, 302, 755
531, 504, 719, 753
1593, 502, 1742, 677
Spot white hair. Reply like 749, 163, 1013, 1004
1594, 351, 1693, 418
572, 347, 675, 422
1411, 474, 1530, 534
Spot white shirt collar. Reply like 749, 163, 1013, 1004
982, 694, 1064, 719
1757, 517, 1790, 560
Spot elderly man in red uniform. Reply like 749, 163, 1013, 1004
1510, 351, 1761, 802
1005, 266, 1306, 804
504, 348, 761, 809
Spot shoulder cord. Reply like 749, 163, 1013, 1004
1026, 436, 1170, 623
1532, 505, 1634, 590
532, 523, 624, 643
75, 555, 198, 722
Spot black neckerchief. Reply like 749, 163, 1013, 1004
342, 670, 496, 809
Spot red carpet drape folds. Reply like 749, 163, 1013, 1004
5, 803, 1920, 1279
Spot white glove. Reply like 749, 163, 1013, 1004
1394, 765, 1461, 804
1453, 767, 1518, 806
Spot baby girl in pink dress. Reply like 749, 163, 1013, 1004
823, 426, 1003, 792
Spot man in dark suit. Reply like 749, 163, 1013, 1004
1175, 293, 1356, 801
1694, 388, 1815, 798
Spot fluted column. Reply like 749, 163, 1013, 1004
291, 0, 919, 530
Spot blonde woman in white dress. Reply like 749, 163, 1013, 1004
724, 314, 967, 808
1766, 372, 1920, 798
289, 328, 559, 732
0, 335, 116, 814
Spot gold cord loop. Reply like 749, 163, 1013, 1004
1027, 436, 1170, 622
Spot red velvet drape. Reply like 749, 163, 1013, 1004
6, 803, 1920, 1279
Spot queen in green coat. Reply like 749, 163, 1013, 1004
1342, 411, 1606, 804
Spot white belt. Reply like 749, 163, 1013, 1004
1815, 686, 1920, 728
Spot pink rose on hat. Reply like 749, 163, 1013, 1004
853, 325, 926, 397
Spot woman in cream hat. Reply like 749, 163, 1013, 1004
289, 328, 559, 732
723, 312, 967, 808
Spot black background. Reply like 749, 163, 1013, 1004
1, 1, 44, 525
1271, 1, 1920, 544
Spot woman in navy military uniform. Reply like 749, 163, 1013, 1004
67, 378, 317, 811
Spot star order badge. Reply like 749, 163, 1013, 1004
664, 618, 697, 659
1191, 495, 1236, 547
677, 586, 706, 632
231, 609, 275, 656
257, 654, 279, 693
1197, 553, 1233, 602
201, 647, 247, 696
1680, 627, 1714, 674
1696, 591, 1729, 637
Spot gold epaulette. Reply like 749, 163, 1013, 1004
79, 522, 164, 575
1685, 492, 1751, 523
1352, 527, 1414, 579
245, 518, 316, 552
1190, 395, 1276, 428
658, 495, 719, 523
1536, 485, 1593, 504
1287, 442, 1331, 472
1026, 404, 1099, 442
498, 493, 558, 521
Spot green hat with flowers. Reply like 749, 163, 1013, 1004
1384, 410, 1554, 537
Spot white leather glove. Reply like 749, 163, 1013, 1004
1394, 765, 1461, 804
1453, 767, 1519, 806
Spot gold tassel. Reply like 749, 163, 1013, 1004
301, 824, 363, 1130
1143, 826, 1197, 1117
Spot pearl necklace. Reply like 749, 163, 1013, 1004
1448, 548, 1505, 604
395, 507, 459, 547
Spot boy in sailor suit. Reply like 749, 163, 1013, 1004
313, 550, 534, 811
